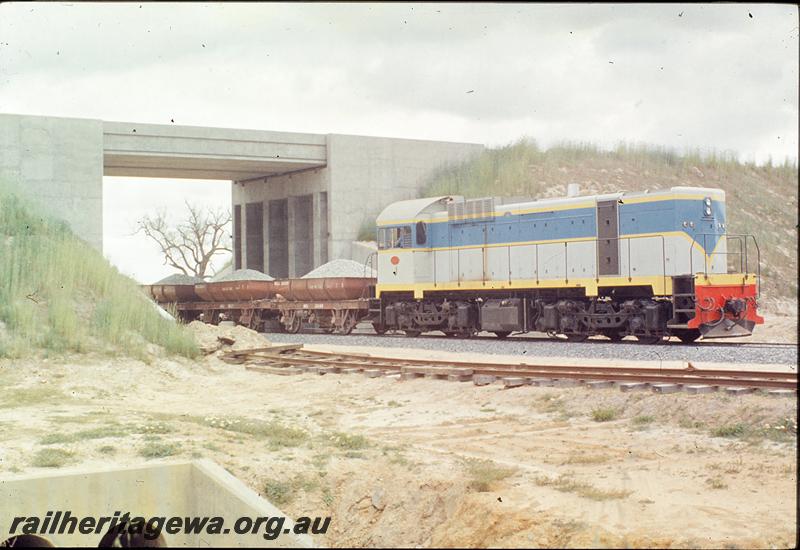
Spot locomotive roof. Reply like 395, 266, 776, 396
376, 196, 453, 225
490, 186, 725, 216
376, 186, 725, 225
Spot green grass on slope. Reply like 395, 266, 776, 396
0, 189, 198, 359
423, 139, 798, 303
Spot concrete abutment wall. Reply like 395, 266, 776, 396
232, 134, 483, 277
0, 114, 104, 251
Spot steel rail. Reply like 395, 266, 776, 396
290, 349, 796, 379
226, 349, 798, 390
290, 328, 796, 349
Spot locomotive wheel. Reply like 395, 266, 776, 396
602, 331, 624, 342
404, 329, 421, 338
372, 323, 387, 335
493, 331, 511, 339
565, 333, 589, 342
635, 335, 662, 345
672, 329, 701, 343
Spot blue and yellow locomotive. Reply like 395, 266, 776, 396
373, 187, 763, 342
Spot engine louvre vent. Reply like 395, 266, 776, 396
448, 197, 495, 224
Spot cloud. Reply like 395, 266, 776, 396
1, 3, 796, 159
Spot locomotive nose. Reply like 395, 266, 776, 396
699, 297, 756, 339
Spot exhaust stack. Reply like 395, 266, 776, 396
567, 183, 580, 197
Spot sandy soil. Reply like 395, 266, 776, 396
721, 304, 797, 344
0, 342, 796, 548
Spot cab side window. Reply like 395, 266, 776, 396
378, 226, 413, 249
392, 227, 402, 248
378, 228, 395, 250
400, 226, 412, 248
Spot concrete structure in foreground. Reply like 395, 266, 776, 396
0, 113, 483, 277
0, 459, 312, 547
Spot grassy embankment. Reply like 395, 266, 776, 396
0, 188, 198, 359
422, 140, 798, 306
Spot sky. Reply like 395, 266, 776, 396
1, 2, 797, 283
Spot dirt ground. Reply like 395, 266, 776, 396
724, 302, 797, 343
0, 339, 796, 548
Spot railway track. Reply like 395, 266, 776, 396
267, 326, 796, 349
223, 346, 798, 392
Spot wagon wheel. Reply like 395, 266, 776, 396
404, 329, 421, 338
239, 309, 254, 328
340, 310, 357, 335
286, 312, 302, 334
328, 310, 341, 334
493, 331, 511, 339
249, 310, 263, 331
372, 322, 387, 335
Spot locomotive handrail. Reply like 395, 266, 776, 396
364, 251, 377, 278
388, 230, 757, 296
432, 233, 668, 294
507, 246, 512, 284
751, 234, 762, 298
590, 234, 667, 293
688, 233, 760, 297
433, 248, 437, 286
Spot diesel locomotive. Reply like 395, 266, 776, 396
372, 186, 762, 343
154, 186, 763, 343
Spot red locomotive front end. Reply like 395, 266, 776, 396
688, 275, 764, 338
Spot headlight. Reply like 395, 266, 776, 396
704, 197, 712, 206
689, 221, 695, 228
682, 221, 689, 228
704, 206, 712, 216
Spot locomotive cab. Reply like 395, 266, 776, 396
375, 196, 452, 299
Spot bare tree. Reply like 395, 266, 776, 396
136, 201, 232, 279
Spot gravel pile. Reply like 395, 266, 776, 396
216, 269, 274, 282
154, 273, 204, 285
267, 332, 797, 365
187, 320, 269, 355
302, 259, 376, 279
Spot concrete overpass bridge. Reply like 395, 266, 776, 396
0, 113, 482, 278
103, 121, 327, 180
